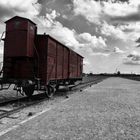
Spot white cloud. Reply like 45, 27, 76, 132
45, 10, 60, 26
100, 22, 126, 40
78, 32, 107, 51
123, 51, 140, 65
119, 22, 140, 34
72, 0, 140, 42
36, 13, 108, 53
100, 21, 140, 42
72, 0, 140, 24
37, 10, 60, 28
123, 59, 140, 65
129, 0, 140, 5
115, 22, 140, 42
36, 13, 80, 50
50, 24, 80, 49
103, 0, 138, 17
0, 0, 41, 20
0, 43, 3, 63
73, 0, 101, 24
0, 43, 3, 55
83, 59, 90, 65
113, 47, 124, 54
72, 0, 140, 43
91, 52, 110, 57
127, 51, 140, 58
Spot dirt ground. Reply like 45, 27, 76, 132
1, 77, 140, 140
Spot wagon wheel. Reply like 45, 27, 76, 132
23, 85, 34, 97
55, 85, 59, 91
45, 85, 55, 98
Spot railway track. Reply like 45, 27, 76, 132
71, 76, 108, 90
0, 93, 47, 119
0, 76, 108, 120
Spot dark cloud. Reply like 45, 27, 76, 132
136, 37, 140, 43
136, 44, 140, 48
111, 12, 140, 23
38, 0, 73, 16
127, 54, 134, 57
135, 38, 140, 48
123, 61, 140, 65
37, 0, 44, 4
95, 0, 129, 3
123, 52, 140, 65
0, 6, 14, 20
115, 0, 129, 2
127, 53, 140, 61
56, 15, 99, 35
38, 0, 100, 36
122, 28, 134, 32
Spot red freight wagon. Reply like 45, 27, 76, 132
35, 35, 82, 85
0, 16, 83, 98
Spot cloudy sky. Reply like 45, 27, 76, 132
1, 0, 140, 74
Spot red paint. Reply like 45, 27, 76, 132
4, 16, 36, 57
3, 57, 34, 79
35, 35, 83, 84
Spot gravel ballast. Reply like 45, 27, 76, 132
1, 77, 140, 140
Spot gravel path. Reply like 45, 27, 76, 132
1, 77, 140, 140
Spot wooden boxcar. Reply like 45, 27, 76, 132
35, 35, 83, 85
1, 16, 83, 97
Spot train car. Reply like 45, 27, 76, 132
35, 35, 83, 97
0, 16, 83, 98
35, 35, 70, 84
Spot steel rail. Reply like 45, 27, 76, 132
0, 76, 109, 119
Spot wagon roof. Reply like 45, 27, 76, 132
5, 16, 36, 25
37, 34, 84, 58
